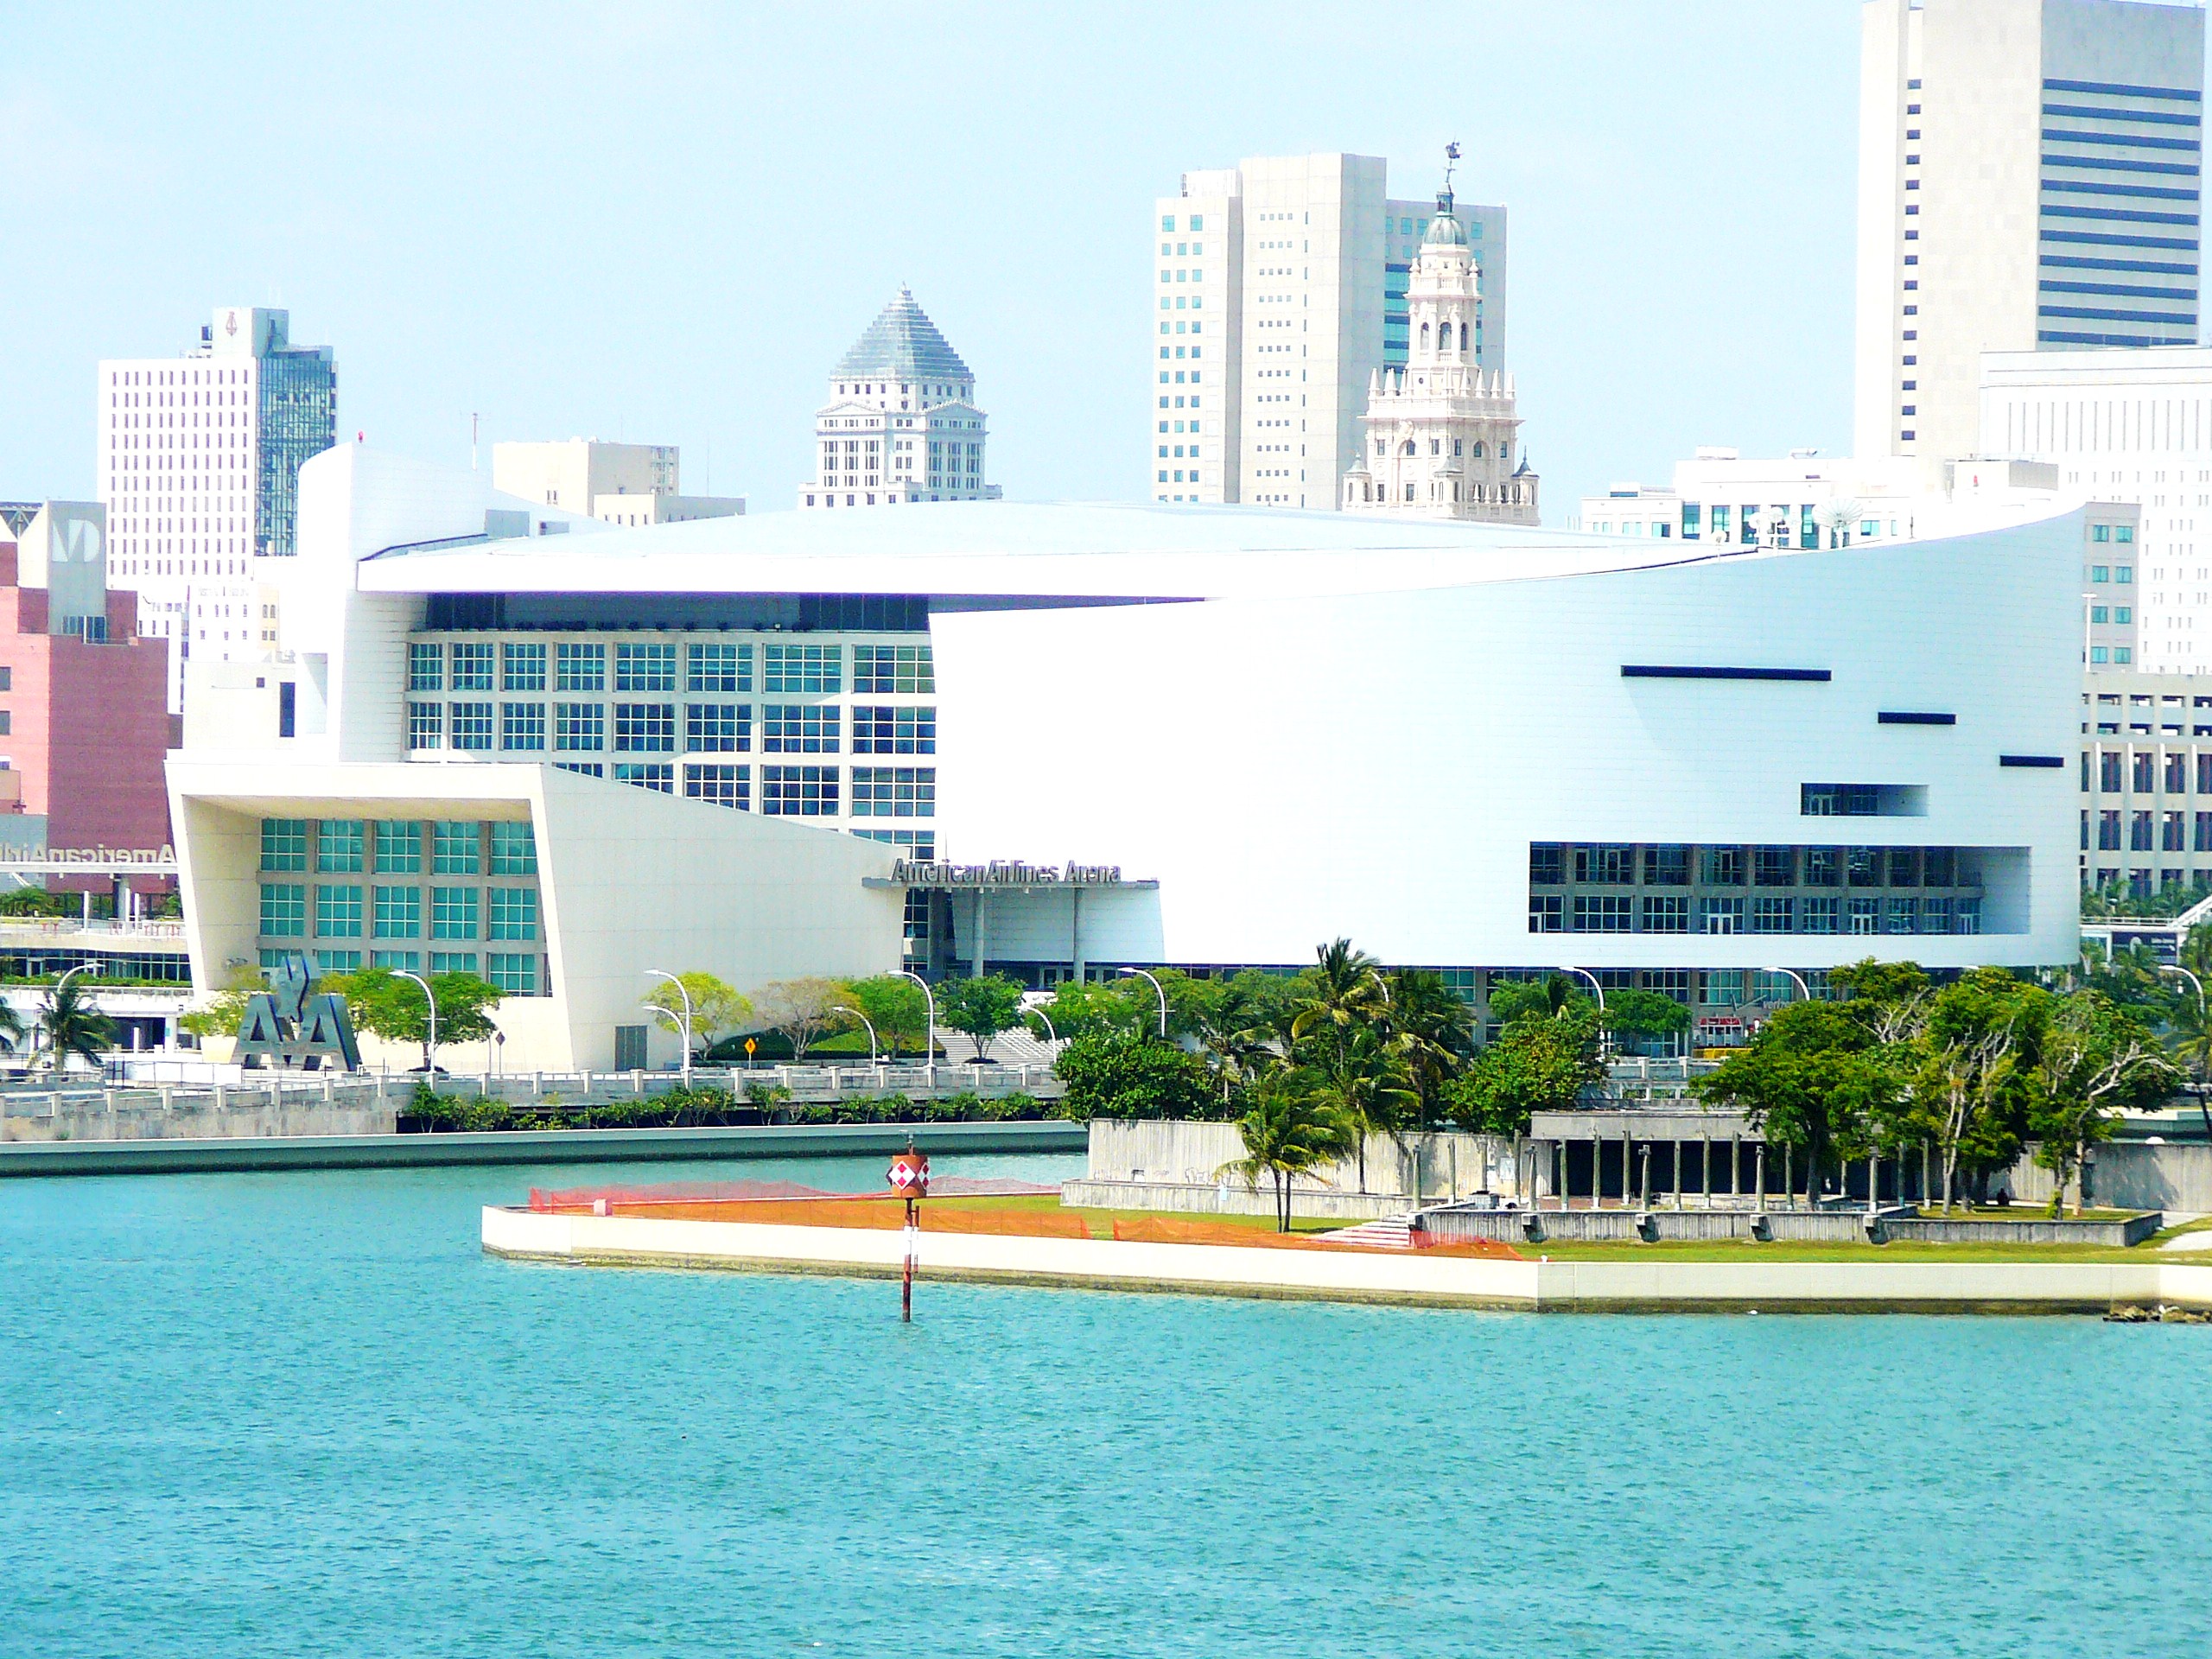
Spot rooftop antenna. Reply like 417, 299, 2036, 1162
470, 411, 480, 472
1443, 140, 1461, 193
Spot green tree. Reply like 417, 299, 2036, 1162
2030, 991, 2174, 1217
1052, 1032, 1217, 1120
641, 971, 752, 1054
1446, 1009, 1604, 1137
846, 975, 931, 1057
0, 887, 73, 918
181, 963, 265, 1041
1486, 973, 1593, 1029
1910, 969, 2045, 1211
325, 969, 503, 1071
1219, 1077, 1351, 1230
39, 975, 116, 1072
937, 973, 1027, 1061
1600, 986, 1693, 1051
1377, 968, 1472, 1127
1695, 1001, 1904, 1205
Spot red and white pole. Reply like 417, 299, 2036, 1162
902, 1196, 917, 1322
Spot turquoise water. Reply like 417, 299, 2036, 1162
3, 1153, 2209, 1656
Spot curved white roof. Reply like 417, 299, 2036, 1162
354, 498, 1868, 602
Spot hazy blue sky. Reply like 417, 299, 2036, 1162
1, 2, 1865, 518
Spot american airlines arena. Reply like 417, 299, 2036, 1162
168, 445, 2079, 1068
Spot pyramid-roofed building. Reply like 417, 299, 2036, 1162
803, 287, 997, 509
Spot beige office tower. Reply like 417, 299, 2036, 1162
1153, 152, 1508, 507
1854, 0, 2204, 468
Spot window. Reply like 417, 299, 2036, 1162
1573, 894, 1634, 931
555, 702, 605, 751
1802, 896, 1839, 935
686, 702, 748, 753
1529, 844, 1565, 885
762, 703, 840, 753
1848, 847, 1885, 887
556, 643, 606, 691
429, 951, 478, 974
852, 705, 936, 753
259, 882, 306, 937
762, 765, 839, 815
408, 702, 443, 751
431, 887, 479, 939
315, 883, 365, 938
433, 822, 480, 874
615, 642, 677, 692
1750, 896, 1792, 933
488, 887, 538, 941
316, 819, 364, 873
1956, 898, 1980, 935
1643, 845, 1690, 886
501, 702, 547, 751
686, 763, 749, 810
1700, 846, 1744, 886
850, 766, 935, 817
765, 643, 842, 694
408, 642, 442, 692
450, 642, 493, 692
1703, 970, 1746, 1008
315, 950, 364, 975
1803, 847, 1840, 887
1574, 844, 1635, 884
260, 817, 308, 872
451, 702, 493, 751
372, 950, 421, 973
1883, 897, 1917, 935
502, 641, 547, 692
1700, 897, 1744, 934
489, 821, 537, 875
2166, 810, 2188, 852
1642, 894, 1689, 932
2102, 751, 2123, 792
613, 762, 674, 791
688, 641, 750, 692
373, 885, 422, 939
486, 952, 539, 995
613, 702, 677, 752
1529, 894, 1563, 932
1921, 896, 1952, 934
1847, 897, 1878, 935
2100, 810, 2122, 849
2132, 810, 2155, 851
1755, 846, 1796, 887
373, 821, 422, 874
2134, 752, 2155, 792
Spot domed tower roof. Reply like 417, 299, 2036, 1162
1422, 187, 1468, 249
833, 285, 972, 383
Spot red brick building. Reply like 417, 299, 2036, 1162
0, 503, 173, 875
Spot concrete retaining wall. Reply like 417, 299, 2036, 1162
2009, 1141, 2212, 1215
1085, 1118, 1518, 1205
1881, 1212, 2163, 1247
482, 1206, 2212, 1313
2, 1100, 395, 1143
0, 1118, 1086, 1179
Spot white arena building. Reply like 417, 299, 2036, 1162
170, 444, 2082, 1067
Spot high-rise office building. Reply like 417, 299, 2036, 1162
1854, 0, 2205, 467
800, 288, 997, 509
98, 306, 337, 709
1152, 152, 1508, 508
492, 439, 745, 525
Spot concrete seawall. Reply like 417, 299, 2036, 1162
481, 1207, 2212, 1314
0, 1119, 1086, 1179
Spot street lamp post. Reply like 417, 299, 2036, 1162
1120, 967, 1168, 1039
897, 969, 937, 1079
1032, 1007, 1058, 1046
395, 969, 438, 1076
851, 1009, 880, 1064
1766, 967, 1812, 1001
645, 969, 694, 1087
1563, 966, 1608, 1062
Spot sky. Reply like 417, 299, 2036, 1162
0, 1, 1866, 520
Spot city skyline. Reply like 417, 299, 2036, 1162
3, 2, 1878, 521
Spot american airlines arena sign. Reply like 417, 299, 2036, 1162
0, 845, 179, 871
891, 860, 1129, 888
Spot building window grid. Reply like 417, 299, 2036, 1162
1529, 840, 1987, 936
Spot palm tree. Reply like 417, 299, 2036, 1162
1377, 969, 1472, 1128
1219, 1078, 1350, 1230
0, 999, 25, 1059
40, 976, 115, 1073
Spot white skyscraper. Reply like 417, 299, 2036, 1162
1341, 178, 1538, 524
1152, 151, 1508, 508
1854, 0, 2204, 467
800, 287, 996, 509
98, 306, 336, 709
492, 439, 744, 525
